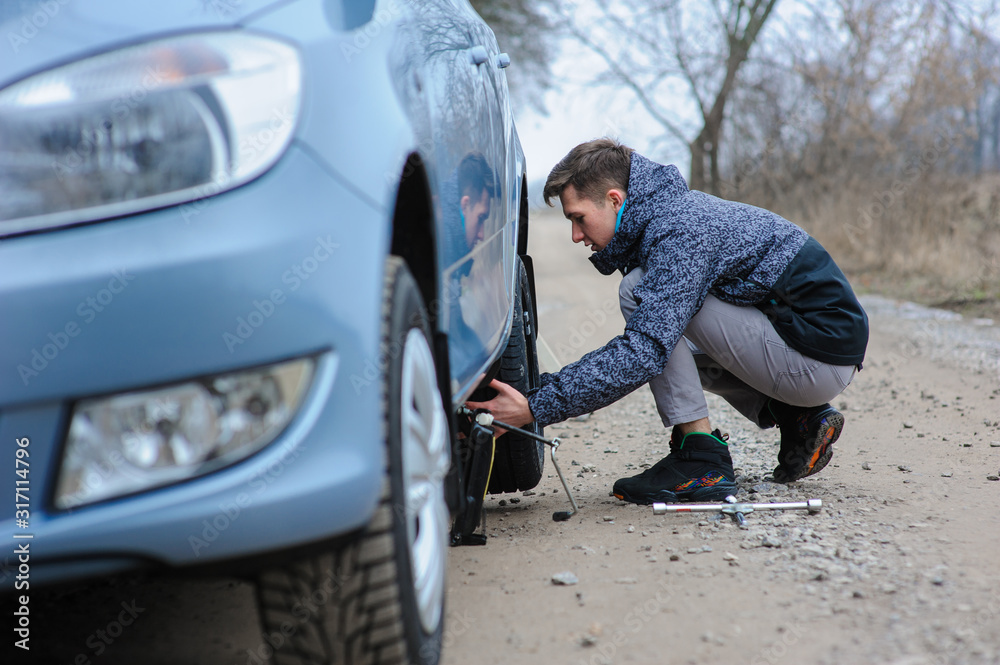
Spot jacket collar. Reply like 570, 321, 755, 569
588, 153, 689, 275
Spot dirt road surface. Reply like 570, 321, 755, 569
15, 210, 1000, 665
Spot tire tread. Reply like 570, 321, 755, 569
487, 257, 545, 494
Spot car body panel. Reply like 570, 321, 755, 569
1, 352, 387, 586
1, 150, 389, 582
254, 0, 521, 400
1, 148, 383, 404
0, 0, 527, 587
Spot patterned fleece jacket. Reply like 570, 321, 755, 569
526, 153, 812, 427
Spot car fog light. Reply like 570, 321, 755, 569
55, 357, 314, 509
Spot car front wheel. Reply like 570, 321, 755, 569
255, 257, 449, 665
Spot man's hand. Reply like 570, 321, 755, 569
465, 379, 534, 435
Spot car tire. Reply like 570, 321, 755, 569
487, 256, 545, 494
255, 257, 450, 665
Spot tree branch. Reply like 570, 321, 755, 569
666, 6, 710, 118
566, 20, 690, 144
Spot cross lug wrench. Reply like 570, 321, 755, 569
653, 495, 822, 526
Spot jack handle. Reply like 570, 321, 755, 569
460, 408, 579, 521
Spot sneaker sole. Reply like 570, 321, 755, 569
773, 410, 844, 483
613, 480, 738, 506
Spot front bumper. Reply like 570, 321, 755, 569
0, 145, 392, 587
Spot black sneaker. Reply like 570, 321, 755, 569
612, 430, 737, 505
770, 402, 844, 483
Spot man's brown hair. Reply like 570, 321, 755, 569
543, 138, 633, 206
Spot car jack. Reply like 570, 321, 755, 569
470, 411, 579, 522
451, 407, 579, 549
451, 412, 496, 546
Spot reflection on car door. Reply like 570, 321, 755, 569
414, 0, 513, 394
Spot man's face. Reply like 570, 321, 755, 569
559, 184, 625, 253
461, 189, 490, 248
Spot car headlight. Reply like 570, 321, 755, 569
54, 357, 315, 510
0, 32, 302, 235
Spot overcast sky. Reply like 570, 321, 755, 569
509, 2, 826, 191
510, 33, 691, 198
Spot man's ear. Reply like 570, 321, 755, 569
607, 189, 625, 209
460, 194, 471, 214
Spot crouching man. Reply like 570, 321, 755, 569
468, 138, 868, 505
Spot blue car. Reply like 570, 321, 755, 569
0, 1, 543, 662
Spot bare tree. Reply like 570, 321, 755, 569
722, 0, 1000, 301
559, 0, 779, 194
961, 21, 1000, 173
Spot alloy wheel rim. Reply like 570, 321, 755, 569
399, 328, 450, 634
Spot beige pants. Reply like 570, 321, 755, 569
619, 268, 857, 428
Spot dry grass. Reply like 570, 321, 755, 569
738, 173, 1000, 318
